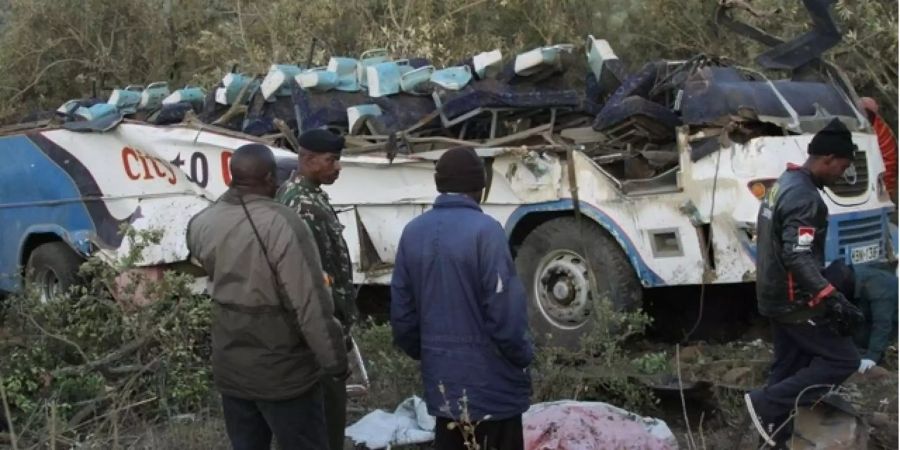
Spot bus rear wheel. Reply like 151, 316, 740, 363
514, 217, 642, 350
25, 242, 83, 303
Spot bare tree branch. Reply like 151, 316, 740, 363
22, 312, 90, 365
9, 58, 88, 103
52, 334, 154, 378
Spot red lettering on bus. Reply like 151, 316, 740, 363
148, 158, 177, 185
150, 158, 166, 178
164, 162, 177, 185
121, 147, 178, 185
221, 151, 233, 186
136, 152, 153, 180
121, 147, 141, 180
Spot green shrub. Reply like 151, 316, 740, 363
352, 319, 423, 411
0, 1, 894, 125
0, 228, 214, 445
532, 299, 658, 412
632, 351, 670, 376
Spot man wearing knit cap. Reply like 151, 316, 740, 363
276, 129, 355, 450
391, 147, 534, 450
745, 119, 865, 448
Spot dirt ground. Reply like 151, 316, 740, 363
3, 285, 896, 449
343, 299, 899, 450
647, 341, 898, 450
15, 339, 893, 450
338, 324, 898, 450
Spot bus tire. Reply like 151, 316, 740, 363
25, 242, 83, 303
514, 217, 642, 350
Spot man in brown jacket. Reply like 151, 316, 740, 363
187, 143, 347, 450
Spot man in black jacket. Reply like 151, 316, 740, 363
745, 119, 865, 448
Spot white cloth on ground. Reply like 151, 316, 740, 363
345, 396, 435, 449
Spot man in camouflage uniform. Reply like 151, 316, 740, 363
276, 129, 355, 450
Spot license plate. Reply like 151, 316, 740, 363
850, 243, 881, 264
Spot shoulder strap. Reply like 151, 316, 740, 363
238, 195, 288, 301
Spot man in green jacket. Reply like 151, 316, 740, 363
276, 129, 356, 450
824, 261, 898, 373
851, 263, 898, 372
188, 143, 347, 450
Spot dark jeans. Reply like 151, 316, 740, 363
434, 415, 523, 450
221, 383, 327, 450
321, 376, 347, 450
751, 320, 858, 425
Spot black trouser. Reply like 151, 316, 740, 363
221, 383, 327, 450
321, 375, 347, 450
750, 319, 859, 430
434, 415, 523, 450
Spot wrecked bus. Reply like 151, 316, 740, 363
0, 0, 893, 349
324, 77, 894, 347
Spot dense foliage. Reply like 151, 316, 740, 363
0, 0, 895, 125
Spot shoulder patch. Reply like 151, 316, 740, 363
797, 226, 815, 246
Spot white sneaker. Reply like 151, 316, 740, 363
744, 393, 777, 447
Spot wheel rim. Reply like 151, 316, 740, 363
37, 268, 61, 303
533, 249, 594, 330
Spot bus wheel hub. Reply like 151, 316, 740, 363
535, 250, 592, 328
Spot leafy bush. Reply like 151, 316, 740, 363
0, 228, 214, 446
531, 299, 659, 412
352, 318, 423, 411
632, 351, 670, 376
353, 297, 659, 415
0, 0, 894, 125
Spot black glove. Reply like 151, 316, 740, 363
823, 291, 864, 336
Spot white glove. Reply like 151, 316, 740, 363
858, 358, 877, 374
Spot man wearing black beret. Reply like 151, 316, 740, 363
745, 119, 865, 448
276, 128, 355, 450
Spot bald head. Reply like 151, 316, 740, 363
229, 143, 277, 196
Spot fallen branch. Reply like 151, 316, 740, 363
211, 105, 248, 127
176, 115, 277, 145
698, 411, 707, 450
691, 358, 769, 367
49, 402, 57, 450
0, 119, 53, 137
212, 76, 256, 127
65, 360, 160, 435
105, 362, 160, 375
52, 334, 153, 378
67, 396, 107, 429
69, 396, 158, 434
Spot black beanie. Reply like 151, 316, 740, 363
808, 118, 857, 159
434, 147, 486, 193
